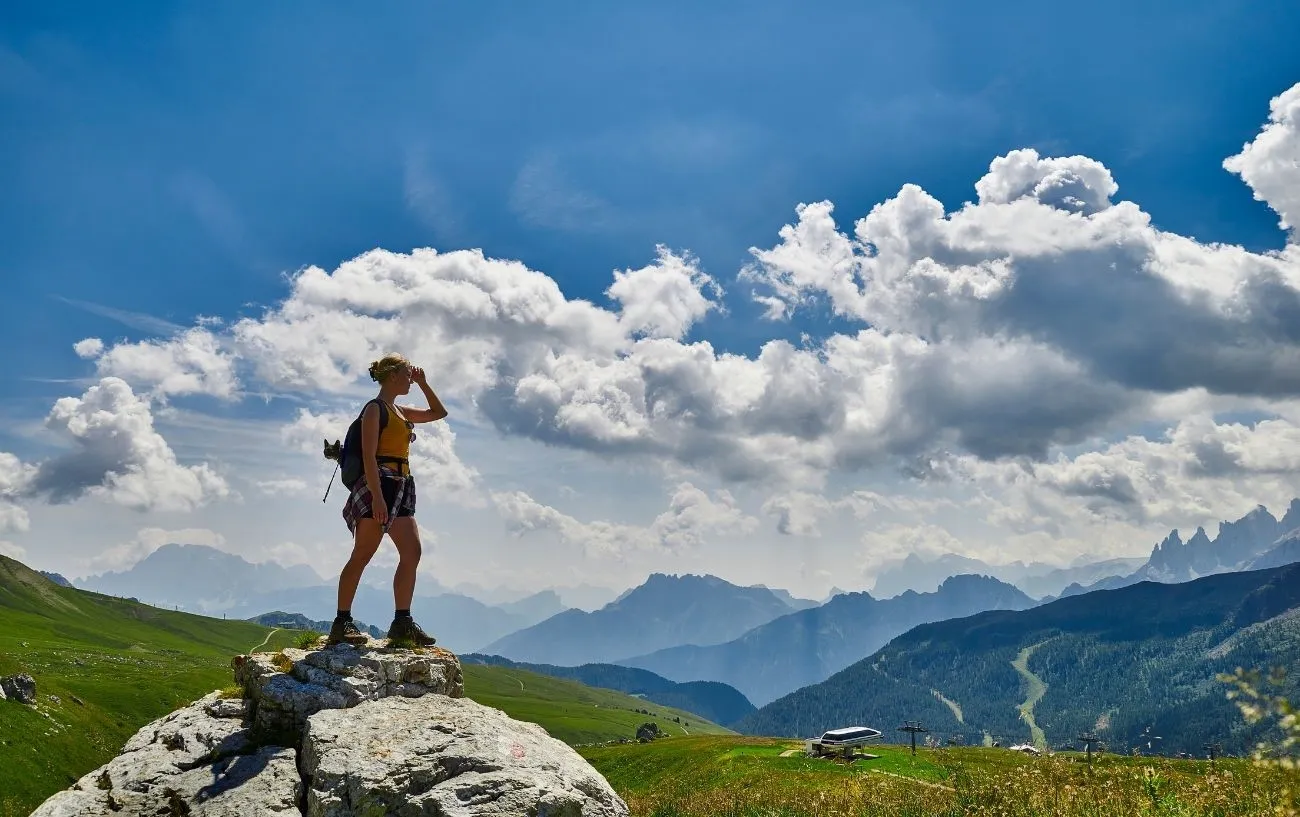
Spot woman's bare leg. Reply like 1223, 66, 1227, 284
337, 519, 384, 612
387, 516, 422, 611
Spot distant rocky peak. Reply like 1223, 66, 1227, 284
1186, 526, 1212, 547
1278, 498, 1300, 535
1147, 528, 1193, 573
1213, 504, 1280, 560
935, 573, 1028, 601
615, 572, 744, 607
938, 573, 999, 590
38, 570, 72, 587
1217, 504, 1277, 535
1154, 529, 1183, 553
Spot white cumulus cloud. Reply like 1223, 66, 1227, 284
73, 337, 104, 359
91, 328, 240, 399
52, 79, 1300, 573
0, 452, 36, 535
1224, 82, 1300, 235
26, 378, 229, 512
607, 245, 722, 339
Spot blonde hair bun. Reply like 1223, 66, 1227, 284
369, 353, 411, 383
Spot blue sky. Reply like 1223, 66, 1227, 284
2, 2, 1300, 599
6, 2, 1297, 388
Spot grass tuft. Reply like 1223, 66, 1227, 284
270, 651, 294, 674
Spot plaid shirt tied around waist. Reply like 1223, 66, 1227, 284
342, 467, 416, 534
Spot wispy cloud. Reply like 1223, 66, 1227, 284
55, 296, 186, 336
168, 170, 277, 274
403, 144, 461, 243
509, 151, 619, 233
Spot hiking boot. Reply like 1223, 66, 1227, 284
387, 616, 436, 647
326, 617, 369, 646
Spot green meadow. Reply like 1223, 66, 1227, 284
460, 663, 734, 745
578, 736, 1300, 817
0, 556, 299, 817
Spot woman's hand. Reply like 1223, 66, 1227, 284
410, 366, 427, 386
372, 498, 389, 527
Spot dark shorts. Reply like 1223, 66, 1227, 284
341, 470, 416, 535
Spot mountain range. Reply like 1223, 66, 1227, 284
867, 500, 1300, 603
50, 498, 1300, 713
68, 547, 825, 660
868, 551, 1146, 600
1059, 499, 1300, 598
444, 580, 620, 611
1137, 500, 1300, 581
617, 574, 1036, 706
71, 543, 570, 653
80, 543, 324, 603
737, 562, 1300, 756
480, 573, 809, 666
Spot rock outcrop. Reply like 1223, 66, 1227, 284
30, 691, 301, 816
635, 722, 662, 742
303, 695, 626, 815
0, 672, 36, 704
232, 642, 464, 746
31, 641, 629, 817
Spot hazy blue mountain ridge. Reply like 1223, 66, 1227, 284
73, 544, 567, 653
480, 573, 807, 666
617, 574, 1036, 706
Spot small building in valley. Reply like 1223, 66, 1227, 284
806, 726, 883, 757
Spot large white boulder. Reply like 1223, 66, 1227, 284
302, 694, 628, 816
31, 644, 628, 817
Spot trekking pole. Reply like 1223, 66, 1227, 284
322, 462, 339, 503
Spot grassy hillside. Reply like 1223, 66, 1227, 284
461, 663, 735, 745
462, 652, 757, 726
578, 736, 1299, 816
0, 555, 299, 817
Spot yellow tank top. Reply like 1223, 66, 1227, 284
374, 400, 410, 472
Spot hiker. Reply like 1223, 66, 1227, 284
327, 353, 448, 647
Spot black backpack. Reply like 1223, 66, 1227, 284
322, 399, 389, 499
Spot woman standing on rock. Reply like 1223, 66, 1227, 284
328, 353, 447, 647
